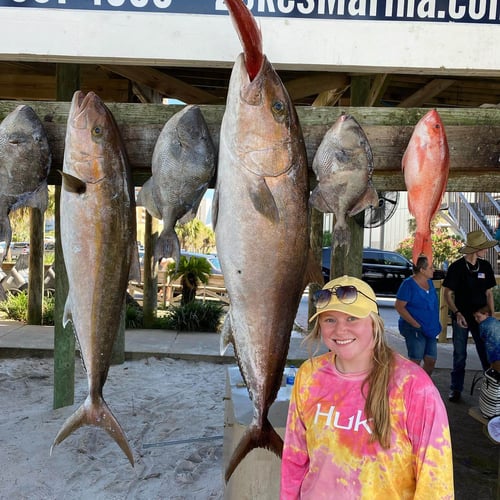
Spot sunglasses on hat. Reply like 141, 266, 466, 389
313, 285, 378, 311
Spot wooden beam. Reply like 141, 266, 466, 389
367, 74, 389, 107
284, 73, 349, 101
398, 78, 457, 108
0, 101, 499, 192
311, 88, 349, 107
100, 65, 221, 104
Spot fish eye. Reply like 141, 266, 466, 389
92, 125, 103, 137
272, 100, 285, 115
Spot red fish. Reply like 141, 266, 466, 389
402, 109, 449, 265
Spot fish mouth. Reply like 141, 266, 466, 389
70, 91, 106, 130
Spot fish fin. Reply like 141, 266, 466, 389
249, 178, 279, 223
0, 218, 12, 262
219, 314, 234, 355
60, 171, 87, 195
62, 299, 72, 328
136, 178, 162, 219
303, 249, 325, 287
154, 229, 180, 266
413, 230, 433, 264
12, 182, 49, 213
309, 187, 333, 213
347, 185, 379, 217
128, 241, 141, 283
178, 208, 197, 225
212, 188, 220, 230
50, 395, 134, 466
225, 419, 283, 482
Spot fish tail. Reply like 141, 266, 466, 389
333, 222, 350, 253
154, 229, 180, 266
413, 230, 433, 264
50, 395, 134, 466
225, 419, 283, 482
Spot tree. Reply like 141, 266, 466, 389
176, 218, 216, 254
396, 229, 463, 268
166, 255, 212, 305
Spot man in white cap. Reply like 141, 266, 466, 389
442, 230, 498, 402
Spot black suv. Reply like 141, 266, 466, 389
321, 247, 445, 296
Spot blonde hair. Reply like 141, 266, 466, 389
304, 312, 395, 448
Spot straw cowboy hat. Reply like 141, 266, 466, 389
459, 230, 498, 254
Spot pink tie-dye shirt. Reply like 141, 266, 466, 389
280, 352, 453, 499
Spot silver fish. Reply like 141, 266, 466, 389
310, 114, 379, 251
0, 105, 51, 260
51, 91, 136, 465
214, 0, 321, 482
137, 105, 215, 266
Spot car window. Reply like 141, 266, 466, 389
383, 252, 409, 266
363, 252, 380, 265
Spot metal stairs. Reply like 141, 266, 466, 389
442, 192, 499, 274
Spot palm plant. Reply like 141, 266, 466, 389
166, 255, 212, 305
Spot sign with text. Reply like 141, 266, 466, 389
1, 0, 500, 25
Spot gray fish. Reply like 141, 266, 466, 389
51, 91, 136, 465
137, 105, 215, 266
214, 0, 322, 482
0, 105, 51, 260
310, 114, 379, 251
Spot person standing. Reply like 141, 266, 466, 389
280, 275, 453, 499
395, 255, 441, 376
442, 230, 498, 402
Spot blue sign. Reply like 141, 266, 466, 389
1, 0, 500, 25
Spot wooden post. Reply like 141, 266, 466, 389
53, 64, 79, 409
330, 76, 370, 279
308, 207, 324, 326
27, 208, 44, 325
143, 211, 158, 328
53, 184, 75, 409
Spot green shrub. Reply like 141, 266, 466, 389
159, 300, 225, 332
0, 291, 55, 325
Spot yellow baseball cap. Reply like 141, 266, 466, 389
309, 275, 378, 322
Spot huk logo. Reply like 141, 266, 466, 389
313, 404, 373, 434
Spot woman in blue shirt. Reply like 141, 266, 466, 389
395, 255, 442, 376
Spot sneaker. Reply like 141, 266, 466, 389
448, 390, 461, 402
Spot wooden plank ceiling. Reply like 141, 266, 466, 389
1, 61, 500, 108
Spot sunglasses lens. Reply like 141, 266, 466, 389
335, 285, 357, 304
313, 289, 332, 309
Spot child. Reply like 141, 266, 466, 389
473, 305, 500, 372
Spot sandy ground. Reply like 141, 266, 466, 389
1, 355, 499, 499
0, 357, 226, 500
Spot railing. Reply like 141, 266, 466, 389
446, 192, 499, 274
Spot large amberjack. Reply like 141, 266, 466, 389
402, 109, 449, 264
0, 105, 51, 261
309, 114, 378, 252
214, 0, 321, 482
51, 91, 136, 465
137, 105, 215, 267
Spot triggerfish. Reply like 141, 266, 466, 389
0, 105, 51, 261
402, 109, 449, 265
309, 114, 378, 252
214, 0, 322, 483
137, 105, 216, 268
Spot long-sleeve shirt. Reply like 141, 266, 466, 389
280, 352, 454, 499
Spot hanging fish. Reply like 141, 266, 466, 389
309, 114, 378, 252
402, 109, 449, 264
0, 105, 51, 261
